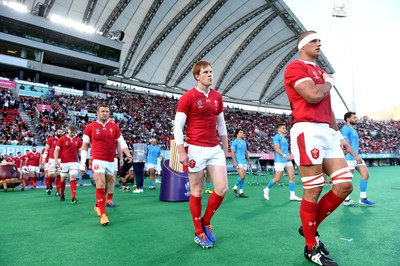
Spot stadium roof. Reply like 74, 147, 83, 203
20, 0, 345, 110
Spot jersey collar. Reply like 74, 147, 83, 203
298, 59, 316, 67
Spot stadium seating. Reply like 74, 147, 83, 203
16, 91, 400, 154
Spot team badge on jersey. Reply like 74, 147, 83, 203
189, 159, 196, 168
197, 100, 203, 109
310, 148, 320, 159
312, 70, 321, 80
214, 100, 218, 109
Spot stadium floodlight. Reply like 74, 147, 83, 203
49, 14, 96, 34
31, 2, 46, 17
332, 0, 347, 17
1, 1, 28, 13
109, 30, 125, 42
98, 30, 125, 41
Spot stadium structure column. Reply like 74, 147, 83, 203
18, 69, 24, 80
35, 72, 40, 83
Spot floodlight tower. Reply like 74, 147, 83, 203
331, 0, 356, 112
332, 0, 347, 18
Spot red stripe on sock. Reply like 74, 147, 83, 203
96, 188, 107, 215
316, 190, 344, 229
56, 176, 61, 192
49, 177, 54, 189
61, 181, 66, 196
300, 199, 318, 250
45, 177, 50, 188
189, 195, 203, 235
202, 192, 224, 226
70, 180, 77, 198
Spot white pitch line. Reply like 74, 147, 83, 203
340, 238, 354, 242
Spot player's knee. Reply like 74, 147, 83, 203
333, 181, 353, 196
70, 169, 78, 176
214, 184, 228, 196
191, 188, 203, 197
60, 173, 68, 179
362, 173, 369, 179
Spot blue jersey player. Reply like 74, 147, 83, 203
146, 138, 163, 190
263, 123, 302, 201
231, 128, 252, 198
340, 112, 375, 206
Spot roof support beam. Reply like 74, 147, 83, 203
220, 37, 295, 96
165, 0, 227, 84
131, 0, 204, 77
82, 0, 97, 25
100, 0, 132, 34
173, 4, 271, 88
215, 6, 275, 92
122, 0, 162, 75
259, 43, 296, 102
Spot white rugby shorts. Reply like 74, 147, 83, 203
187, 144, 226, 173
290, 122, 344, 166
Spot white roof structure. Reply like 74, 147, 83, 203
19, 0, 347, 111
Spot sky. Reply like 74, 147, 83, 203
283, 0, 400, 119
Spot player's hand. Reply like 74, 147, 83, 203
323, 73, 334, 86
178, 150, 188, 166
223, 149, 229, 157
355, 155, 363, 164
126, 155, 133, 163
340, 140, 350, 155
79, 164, 87, 173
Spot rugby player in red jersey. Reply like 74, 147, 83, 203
174, 60, 229, 248
54, 125, 82, 204
284, 30, 353, 265
80, 104, 132, 226
43, 128, 64, 195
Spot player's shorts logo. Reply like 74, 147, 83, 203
310, 148, 320, 159
93, 164, 99, 170
189, 159, 196, 168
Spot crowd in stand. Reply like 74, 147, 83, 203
1, 88, 399, 154
0, 88, 37, 146
337, 119, 400, 154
